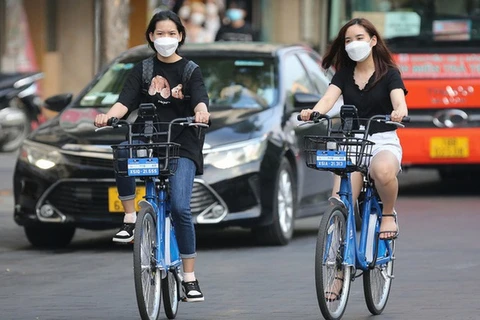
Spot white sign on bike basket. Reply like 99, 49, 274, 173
128, 158, 159, 176
316, 150, 347, 168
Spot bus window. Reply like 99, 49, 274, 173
328, 0, 480, 44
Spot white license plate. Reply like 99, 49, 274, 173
316, 150, 347, 168
127, 158, 159, 176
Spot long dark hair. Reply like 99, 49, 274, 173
322, 18, 398, 87
145, 10, 186, 52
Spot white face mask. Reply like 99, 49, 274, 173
178, 6, 190, 20
345, 40, 372, 62
190, 12, 205, 26
153, 37, 179, 57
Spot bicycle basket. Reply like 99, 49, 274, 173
111, 142, 180, 177
304, 135, 374, 174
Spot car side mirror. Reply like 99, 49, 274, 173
293, 92, 322, 111
44, 93, 73, 112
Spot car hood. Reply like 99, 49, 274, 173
29, 106, 272, 150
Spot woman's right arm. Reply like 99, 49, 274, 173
299, 84, 342, 121
95, 62, 142, 127
94, 102, 129, 127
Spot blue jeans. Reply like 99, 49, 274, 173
115, 141, 197, 258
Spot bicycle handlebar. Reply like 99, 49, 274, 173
96, 116, 209, 143
297, 112, 410, 123
297, 110, 409, 138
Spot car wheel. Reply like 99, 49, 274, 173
24, 225, 76, 248
253, 158, 296, 246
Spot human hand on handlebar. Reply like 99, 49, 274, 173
94, 113, 110, 127
390, 107, 408, 123
194, 110, 210, 124
299, 109, 316, 121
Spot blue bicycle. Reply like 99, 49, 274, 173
300, 107, 408, 320
102, 103, 207, 320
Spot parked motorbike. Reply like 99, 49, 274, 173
0, 72, 44, 152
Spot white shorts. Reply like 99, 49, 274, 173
368, 130, 402, 165
347, 130, 402, 171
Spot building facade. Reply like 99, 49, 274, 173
0, 0, 329, 99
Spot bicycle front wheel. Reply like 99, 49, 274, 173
162, 267, 180, 319
134, 208, 162, 320
363, 239, 395, 315
315, 205, 352, 320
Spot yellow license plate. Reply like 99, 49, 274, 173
429, 137, 469, 158
108, 186, 146, 213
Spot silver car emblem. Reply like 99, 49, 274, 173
432, 109, 468, 128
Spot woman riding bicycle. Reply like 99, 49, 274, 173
94, 10, 210, 302
299, 17, 408, 241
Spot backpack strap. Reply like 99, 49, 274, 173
142, 56, 155, 89
182, 60, 199, 99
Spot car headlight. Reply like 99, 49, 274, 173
19, 140, 63, 170
204, 136, 267, 169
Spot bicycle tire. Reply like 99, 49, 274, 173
162, 267, 180, 319
134, 208, 162, 320
315, 205, 352, 320
363, 239, 395, 315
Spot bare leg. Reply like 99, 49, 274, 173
368, 151, 400, 238
121, 199, 136, 214
183, 257, 195, 273
331, 173, 363, 205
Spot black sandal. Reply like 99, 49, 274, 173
379, 212, 399, 240
325, 276, 344, 302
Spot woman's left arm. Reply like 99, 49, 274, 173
390, 88, 408, 122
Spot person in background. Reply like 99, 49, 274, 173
184, 1, 213, 43
204, 0, 222, 40
215, 0, 256, 41
177, 0, 191, 24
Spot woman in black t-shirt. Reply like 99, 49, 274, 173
95, 10, 209, 302
300, 18, 408, 241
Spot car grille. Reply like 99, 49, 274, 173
63, 154, 114, 169
44, 180, 220, 217
46, 181, 111, 215
406, 108, 480, 128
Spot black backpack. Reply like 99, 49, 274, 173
141, 56, 198, 100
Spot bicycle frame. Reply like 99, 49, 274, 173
138, 176, 182, 275
338, 174, 394, 272
315, 112, 400, 273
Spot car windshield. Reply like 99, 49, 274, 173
329, 0, 480, 50
79, 56, 277, 110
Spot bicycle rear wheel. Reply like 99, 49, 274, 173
315, 205, 352, 320
162, 267, 180, 319
363, 239, 395, 315
134, 208, 162, 320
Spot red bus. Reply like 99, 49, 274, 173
327, 0, 480, 180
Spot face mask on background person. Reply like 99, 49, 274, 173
190, 12, 206, 26
154, 37, 179, 57
345, 39, 372, 62
178, 5, 191, 20
226, 8, 243, 22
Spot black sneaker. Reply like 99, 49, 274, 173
112, 223, 135, 243
182, 280, 204, 302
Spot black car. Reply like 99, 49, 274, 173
13, 42, 339, 248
